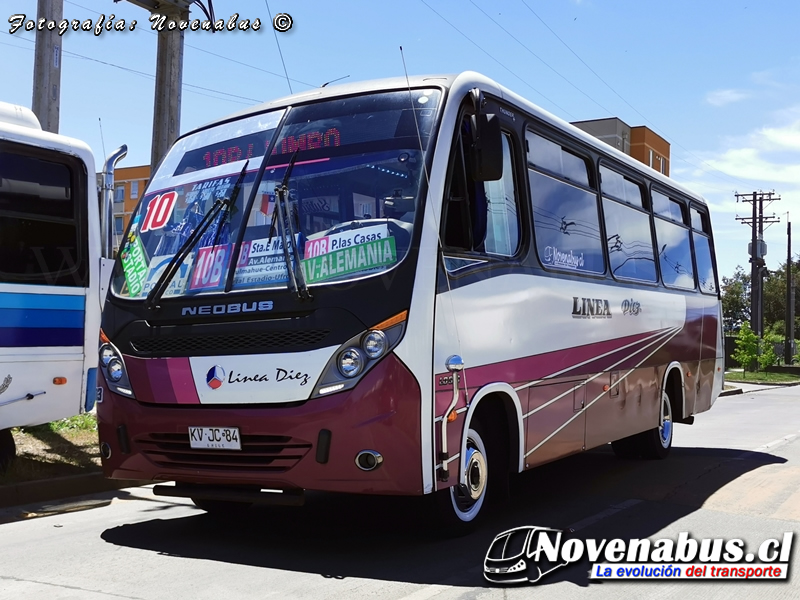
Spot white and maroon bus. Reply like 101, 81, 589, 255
96, 72, 723, 528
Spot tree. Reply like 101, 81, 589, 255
762, 259, 800, 337
721, 266, 751, 333
731, 321, 759, 376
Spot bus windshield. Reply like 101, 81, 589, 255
111, 88, 441, 299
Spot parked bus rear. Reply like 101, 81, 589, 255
0, 101, 103, 471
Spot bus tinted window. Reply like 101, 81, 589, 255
526, 131, 589, 186
0, 148, 84, 286
694, 233, 717, 294
600, 166, 644, 208
655, 218, 694, 289
603, 198, 657, 282
691, 207, 709, 233
653, 190, 685, 223
530, 170, 605, 274
482, 134, 520, 256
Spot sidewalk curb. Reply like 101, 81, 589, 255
719, 388, 743, 397
0, 473, 145, 509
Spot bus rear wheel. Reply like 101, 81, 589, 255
611, 391, 673, 460
639, 390, 673, 459
0, 428, 15, 475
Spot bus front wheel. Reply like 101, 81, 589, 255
0, 429, 15, 475
434, 425, 490, 534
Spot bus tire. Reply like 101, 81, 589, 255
638, 390, 673, 460
191, 497, 253, 515
610, 435, 640, 459
0, 428, 15, 475
434, 424, 490, 535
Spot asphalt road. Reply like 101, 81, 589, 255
1, 387, 799, 600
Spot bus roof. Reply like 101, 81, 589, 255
191, 71, 706, 207
0, 101, 97, 181
0, 101, 41, 130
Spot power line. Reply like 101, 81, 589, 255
418, 0, 574, 118
0, 30, 259, 105
517, 0, 756, 190
64, 0, 315, 89
263, 0, 292, 94
468, 0, 616, 118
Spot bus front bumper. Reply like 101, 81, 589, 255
96, 353, 423, 496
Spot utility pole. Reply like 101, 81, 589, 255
736, 191, 781, 337
121, 0, 195, 168
150, 5, 188, 169
32, 0, 63, 133
786, 218, 795, 364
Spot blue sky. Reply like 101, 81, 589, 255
2, 0, 800, 280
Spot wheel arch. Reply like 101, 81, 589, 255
459, 383, 524, 486
662, 361, 686, 420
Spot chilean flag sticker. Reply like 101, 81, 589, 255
206, 366, 225, 390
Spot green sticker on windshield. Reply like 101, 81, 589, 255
120, 233, 148, 297
301, 237, 397, 284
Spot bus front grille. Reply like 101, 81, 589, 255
136, 432, 312, 472
129, 329, 331, 356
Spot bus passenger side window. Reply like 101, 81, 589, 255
694, 233, 717, 294
601, 166, 655, 282
443, 123, 520, 257
528, 131, 604, 274
482, 134, 519, 256
691, 207, 717, 294
655, 218, 694, 290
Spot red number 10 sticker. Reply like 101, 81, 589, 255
140, 191, 178, 233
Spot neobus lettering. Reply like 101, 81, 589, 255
181, 301, 273, 316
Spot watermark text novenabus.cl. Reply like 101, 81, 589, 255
484, 526, 794, 584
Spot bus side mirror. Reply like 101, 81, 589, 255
469, 113, 503, 181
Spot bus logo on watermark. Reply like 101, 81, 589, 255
484, 526, 794, 585
206, 366, 225, 390
485, 526, 568, 584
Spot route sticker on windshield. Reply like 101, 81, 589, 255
304, 224, 388, 258
140, 254, 194, 298
120, 233, 149, 297
189, 244, 231, 291
231, 235, 300, 288
140, 191, 178, 233
301, 236, 397, 284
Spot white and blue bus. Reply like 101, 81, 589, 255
0, 101, 119, 472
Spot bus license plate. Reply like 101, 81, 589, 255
188, 426, 241, 450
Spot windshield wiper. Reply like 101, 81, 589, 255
274, 150, 312, 301
143, 161, 249, 311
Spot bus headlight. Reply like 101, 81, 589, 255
311, 311, 408, 398
362, 330, 387, 359
107, 359, 124, 382
98, 342, 136, 398
99, 346, 116, 367
338, 348, 364, 378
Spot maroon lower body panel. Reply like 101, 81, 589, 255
97, 353, 423, 496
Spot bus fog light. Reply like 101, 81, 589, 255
107, 359, 124, 382
362, 330, 387, 359
338, 348, 364, 378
